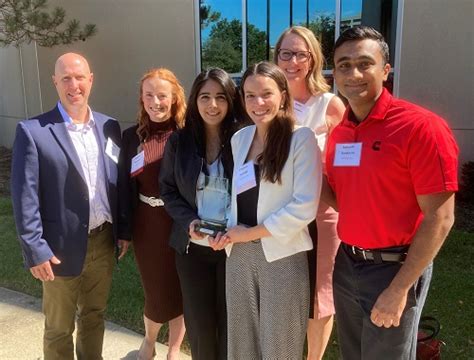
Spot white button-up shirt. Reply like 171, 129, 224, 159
58, 102, 112, 231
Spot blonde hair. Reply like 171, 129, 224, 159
136, 68, 186, 141
274, 26, 330, 95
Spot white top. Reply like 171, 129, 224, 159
226, 125, 322, 262
293, 92, 334, 155
57, 102, 111, 231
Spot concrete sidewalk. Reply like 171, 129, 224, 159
0, 287, 191, 360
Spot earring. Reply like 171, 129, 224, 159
280, 104, 284, 109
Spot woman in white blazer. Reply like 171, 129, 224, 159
214, 61, 322, 359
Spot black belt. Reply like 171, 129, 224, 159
342, 243, 408, 263
88, 222, 110, 236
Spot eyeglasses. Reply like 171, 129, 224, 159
277, 49, 311, 63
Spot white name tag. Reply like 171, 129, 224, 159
293, 100, 310, 123
130, 151, 145, 177
105, 138, 120, 164
235, 161, 257, 195
334, 143, 362, 167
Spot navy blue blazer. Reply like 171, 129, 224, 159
11, 106, 121, 276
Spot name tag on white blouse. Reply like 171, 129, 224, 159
130, 151, 145, 177
334, 143, 362, 167
293, 100, 309, 122
105, 138, 120, 164
235, 161, 257, 195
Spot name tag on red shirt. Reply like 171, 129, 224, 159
334, 143, 362, 167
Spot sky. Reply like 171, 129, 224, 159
201, 0, 363, 45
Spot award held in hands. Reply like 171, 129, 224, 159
196, 173, 230, 238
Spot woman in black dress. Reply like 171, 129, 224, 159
118, 68, 186, 359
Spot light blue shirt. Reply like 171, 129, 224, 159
57, 102, 112, 230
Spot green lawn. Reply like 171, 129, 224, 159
1, 196, 472, 359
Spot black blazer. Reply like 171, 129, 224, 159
159, 127, 233, 254
117, 125, 141, 240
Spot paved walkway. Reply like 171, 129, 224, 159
0, 287, 191, 360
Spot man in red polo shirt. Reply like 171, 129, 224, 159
326, 26, 458, 359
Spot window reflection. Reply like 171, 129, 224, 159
199, 0, 397, 74
247, 0, 268, 66
269, 0, 291, 59
200, 0, 243, 73
340, 0, 362, 33
309, 0, 336, 69
341, 0, 397, 66
292, 0, 308, 27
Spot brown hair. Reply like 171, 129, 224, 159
136, 68, 186, 141
274, 26, 330, 95
241, 61, 295, 184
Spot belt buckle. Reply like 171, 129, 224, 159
89, 222, 105, 235
351, 245, 367, 260
351, 245, 356, 255
148, 196, 159, 207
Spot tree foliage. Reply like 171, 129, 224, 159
306, 14, 336, 68
199, 0, 220, 30
202, 18, 266, 73
0, 0, 96, 47
459, 161, 474, 204
202, 18, 242, 73
247, 23, 266, 68
202, 35, 241, 73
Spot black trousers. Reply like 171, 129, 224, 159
333, 244, 432, 360
175, 243, 227, 360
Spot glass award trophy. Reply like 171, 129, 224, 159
196, 174, 230, 237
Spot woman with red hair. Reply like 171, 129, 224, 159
118, 68, 186, 359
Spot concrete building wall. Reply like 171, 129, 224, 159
0, 44, 42, 147
0, 47, 23, 148
398, 0, 474, 165
0, 0, 196, 145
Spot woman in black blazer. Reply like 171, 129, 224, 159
159, 68, 240, 360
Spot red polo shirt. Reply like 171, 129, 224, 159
326, 88, 458, 249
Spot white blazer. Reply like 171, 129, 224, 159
226, 125, 322, 262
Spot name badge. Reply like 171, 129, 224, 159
130, 151, 145, 177
293, 100, 310, 122
235, 161, 257, 195
334, 143, 362, 167
105, 138, 120, 164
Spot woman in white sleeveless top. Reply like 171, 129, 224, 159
275, 26, 346, 360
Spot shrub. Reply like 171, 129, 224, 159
458, 161, 474, 205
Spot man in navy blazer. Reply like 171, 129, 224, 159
11, 53, 128, 359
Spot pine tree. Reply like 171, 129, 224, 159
0, 0, 96, 47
